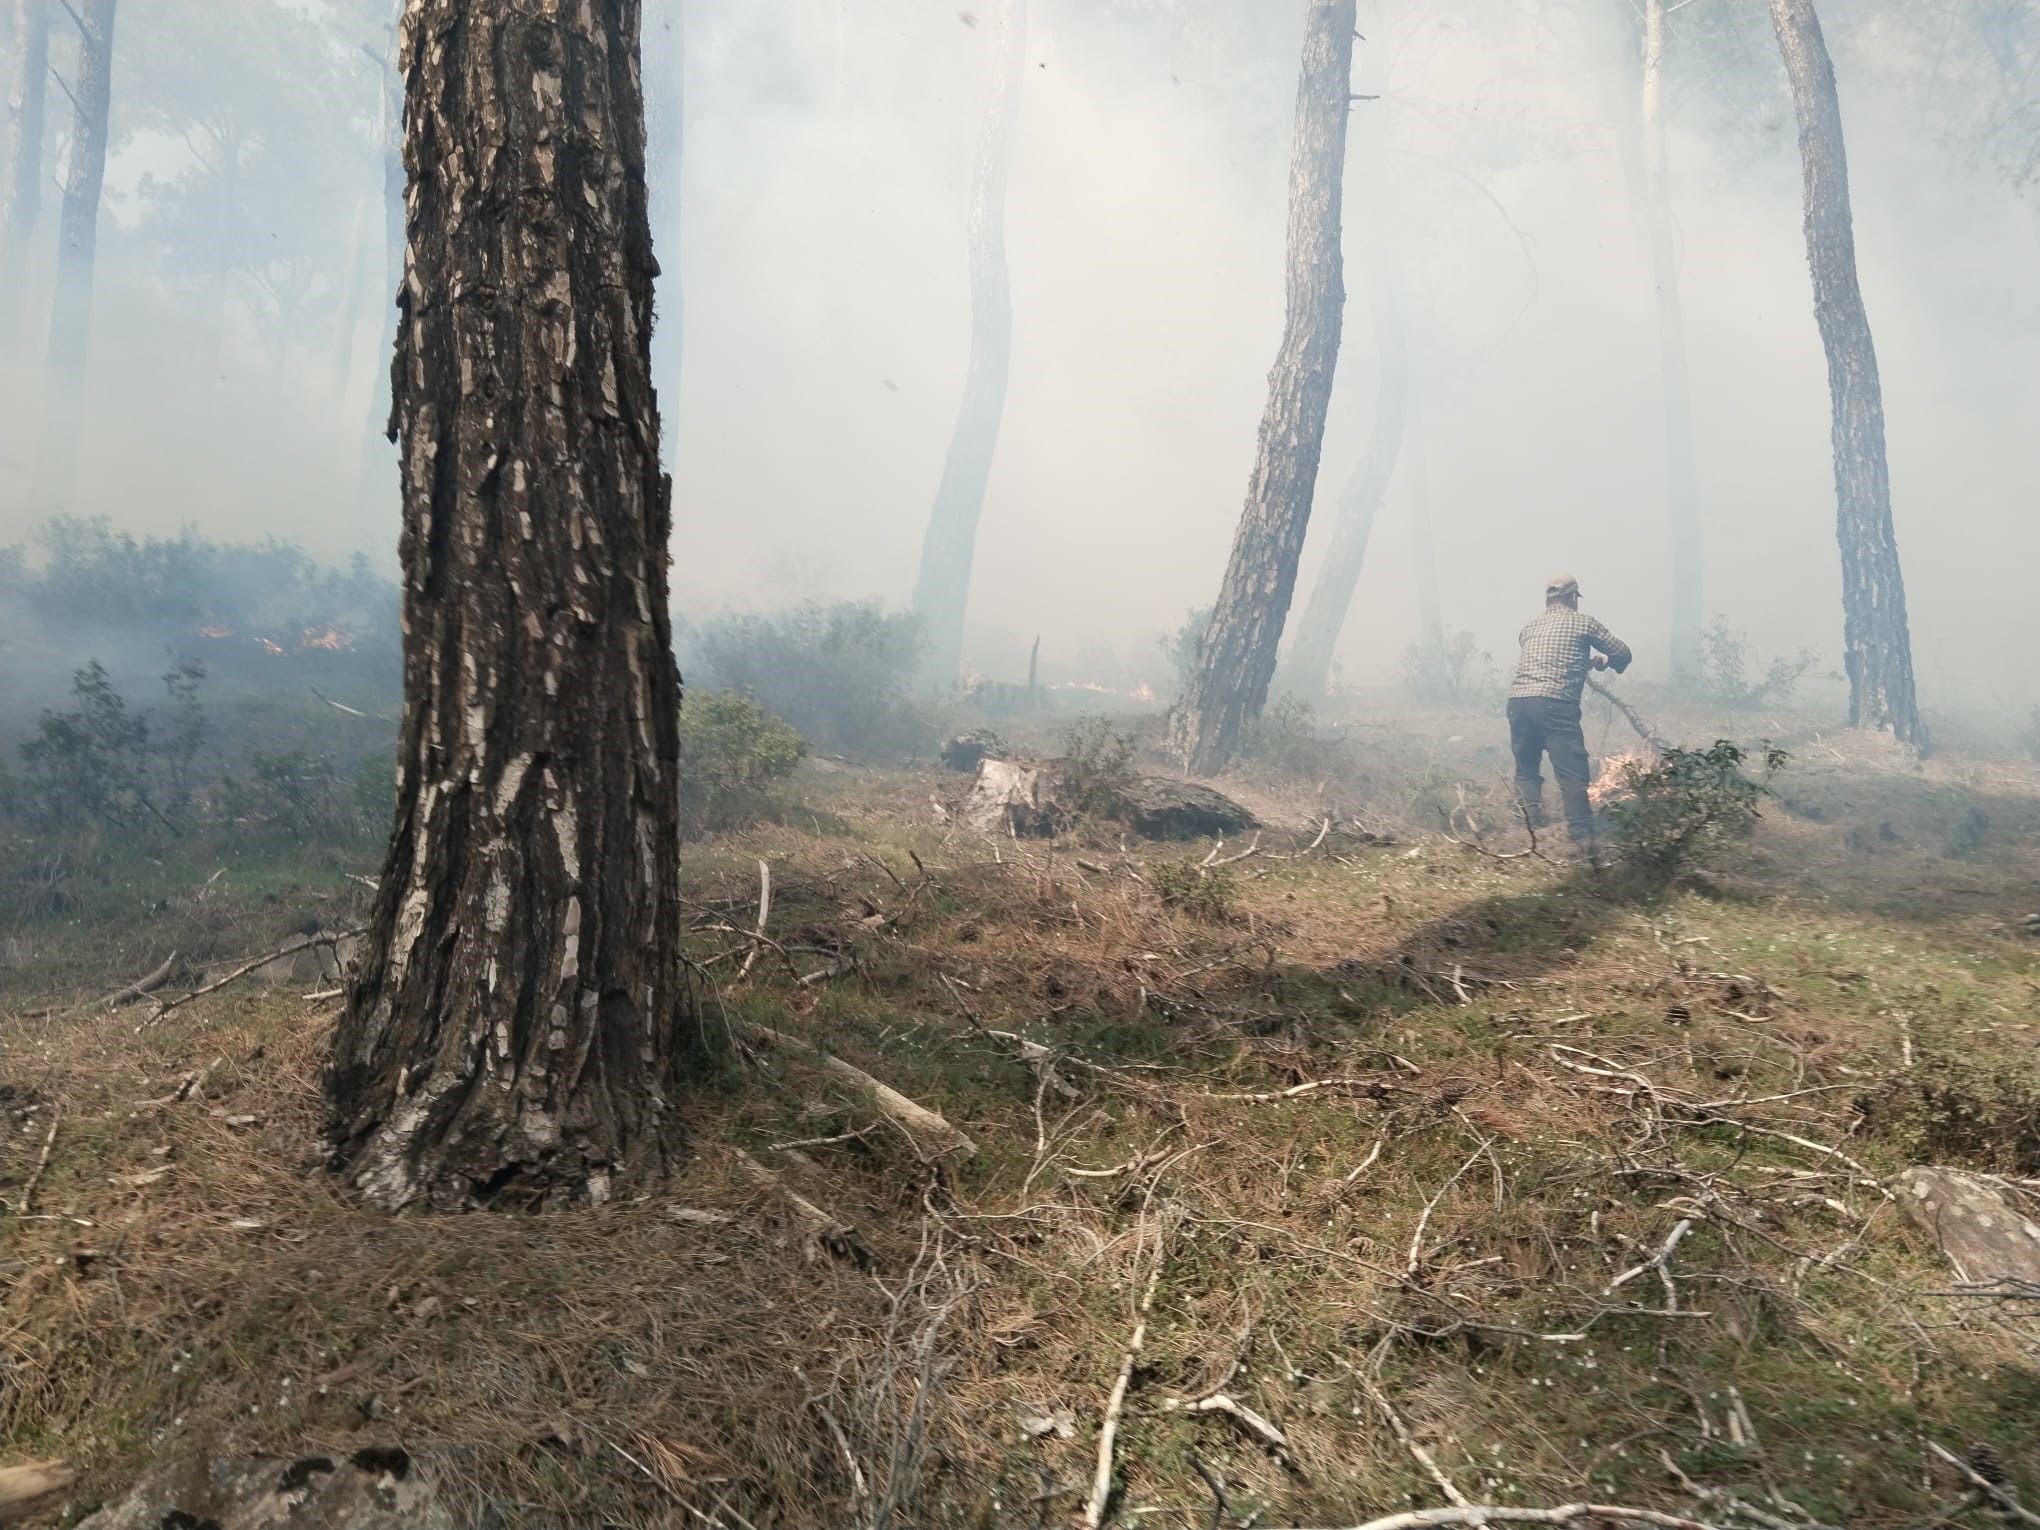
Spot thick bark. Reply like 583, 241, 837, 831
910, 0, 1025, 689
1283, 228, 1406, 700
1173, 0, 1356, 774
1639, 0, 1703, 686
1768, 0, 1923, 745
325, 0, 688, 1213
33, 0, 114, 509
0, 0, 49, 348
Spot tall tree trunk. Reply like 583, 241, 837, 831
910, 0, 1025, 689
326, 0, 688, 1213
1768, 0, 1923, 745
1639, 0, 1703, 687
0, 0, 49, 349
1172, 0, 1356, 774
645, 0, 681, 445
1283, 222, 1406, 700
34, 0, 115, 508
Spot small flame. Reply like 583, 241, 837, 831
1590, 749, 1655, 807
196, 623, 234, 639
299, 624, 352, 651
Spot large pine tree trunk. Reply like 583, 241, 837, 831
1172, 0, 1356, 774
1768, 0, 1923, 745
326, 0, 688, 1214
1639, 0, 1703, 687
1282, 221, 1406, 701
32, 0, 114, 508
910, 0, 1025, 689
0, 0, 49, 349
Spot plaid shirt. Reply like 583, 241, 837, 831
1509, 606, 1632, 701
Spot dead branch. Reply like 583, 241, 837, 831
1264, 1505, 1722, 1530
940, 973, 1080, 1100
746, 1024, 976, 1159
1199, 1077, 1406, 1105
15, 1111, 59, 1214
1082, 1236, 1167, 1530
1163, 1392, 1297, 1470
1588, 676, 1664, 749
737, 859, 772, 981
731, 1148, 872, 1267
1208, 832, 1262, 868
310, 687, 368, 718
137, 929, 365, 1030
1926, 1442, 2040, 1527
66, 951, 179, 1016
1350, 1367, 1469, 1507
0, 1460, 76, 1525
1407, 1141, 1489, 1277
1605, 1217, 1696, 1313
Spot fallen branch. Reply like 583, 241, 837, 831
66, 951, 179, 1016
310, 687, 369, 718
1926, 1442, 2040, 1528
941, 973, 1080, 1100
1164, 1392, 1297, 1471
1267, 1505, 1721, 1530
1605, 1217, 1696, 1313
17, 1111, 59, 1213
731, 1149, 872, 1267
1587, 676, 1663, 750
138, 929, 365, 1030
1083, 1239, 1168, 1529
746, 1025, 976, 1159
1407, 1141, 1489, 1277
1350, 1368, 1469, 1508
736, 859, 772, 981
1200, 1077, 1406, 1105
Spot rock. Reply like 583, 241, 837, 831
941, 729, 1010, 773
960, 759, 1066, 838
1897, 1166, 2040, 1286
1109, 776, 1258, 840
74, 1450, 451, 1530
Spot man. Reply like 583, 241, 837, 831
1507, 574, 1632, 845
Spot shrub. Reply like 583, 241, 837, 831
17, 661, 164, 828
1238, 694, 1352, 785
691, 600, 928, 760
1604, 739, 1786, 874
1858, 1042, 2040, 1174
1158, 606, 1212, 702
1400, 629, 1497, 705
1691, 617, 1816, 709
1057, 718, 1138, 821
680, 688, 809, 837
1150, 858, 1238, 922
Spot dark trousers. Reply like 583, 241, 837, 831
1506, 696, 1594, 840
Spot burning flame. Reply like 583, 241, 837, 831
1589, 749, 1656, 807
299, 624, 352, 651
196, 623, 234, 639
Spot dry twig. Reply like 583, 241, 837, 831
746, 1024, 976, 1159
1083, 1231, 1168, 1529
137, 929, 364, 1029
66, 950, 179, 1016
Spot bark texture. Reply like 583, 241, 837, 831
326, 0, 687, 1213
910, 0, 1025, 688
1640, 0, 1703, 686
0, 0, 49, 347
31, 0, 114, 510
1173, 0, 1356, 774
1768, 0, 1923, 745
1283, 226, 1406, 700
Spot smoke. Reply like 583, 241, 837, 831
0, 0, 2033, 717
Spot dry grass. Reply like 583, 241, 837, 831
5, 726, 2040, 1529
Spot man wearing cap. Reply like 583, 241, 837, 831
1507, 575, 1632, 846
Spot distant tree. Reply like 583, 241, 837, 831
326, 0, 688, 1212
1172, 0, 1357, 775
0, 0, 49, 348
1634, 0, 1704, 688
33, 0, 116, 507
1767, 0, 1923, 745
910, 0, 1026, 689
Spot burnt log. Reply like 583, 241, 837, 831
960, 759, 1255, 842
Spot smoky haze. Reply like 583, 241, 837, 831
0, 0, 2034, 718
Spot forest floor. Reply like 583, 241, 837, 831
5, 705, 2040, 1530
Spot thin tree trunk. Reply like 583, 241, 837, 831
1639, 0, 1703, 687
1283, 220, 1406, 700
34, 0, 115, 509
1173, 0, 1356, 774
0, 0, 50, 349
910, 0, 1025, 689
1767, 0, 1923, 745
326, 0, 688, 1213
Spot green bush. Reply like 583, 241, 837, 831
1150, 858, 1238, 922
1238, 694, 1352, 784
691, 600, 929, 760
1058, 718, 1138, 821
1604, 739, 1787, 874
680, 688, 809, 837
1691, 617, 1816, 709
17, 660, 170, 829
1157, 606, 1212, 703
